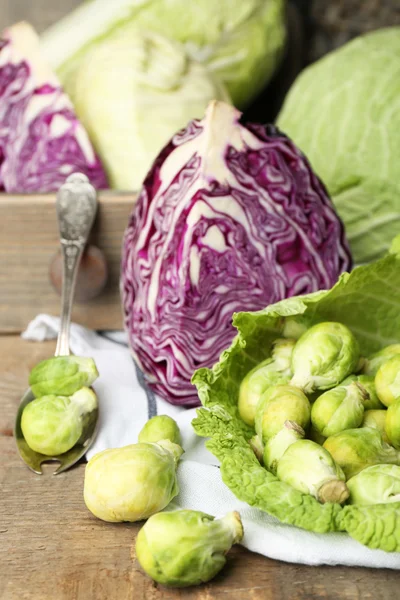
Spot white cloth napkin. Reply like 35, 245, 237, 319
22, 314, 400, 569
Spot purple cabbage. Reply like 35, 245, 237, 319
0, 24, 107, 192
121, 101, 351, 406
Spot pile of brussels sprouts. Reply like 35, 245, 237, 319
23, 322, 400, 586
21, 356, 100, 456
239, 321, 400, 506
83, 414, 243, 587
22, 356, 243, 588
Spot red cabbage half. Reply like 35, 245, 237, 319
121, 101, 351, 406
0, 22, 107, 192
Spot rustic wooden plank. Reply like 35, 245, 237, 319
1, 335, 400, 600
0, 192, 135, 333
0, 0, 81, 32
0, 336, 56, 437
0, 1, 136, 333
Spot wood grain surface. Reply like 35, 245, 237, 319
0, 192, 134, 333
1, 336, 400, 600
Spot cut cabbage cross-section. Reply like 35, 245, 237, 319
0, 22, 107, 192
121, 100, 351, 405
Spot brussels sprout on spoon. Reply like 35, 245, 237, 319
21, 387, 97, 456
29, 355, 99, 398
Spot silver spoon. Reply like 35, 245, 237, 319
14, 173, 100, 475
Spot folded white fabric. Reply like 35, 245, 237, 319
22, 314, 400, 569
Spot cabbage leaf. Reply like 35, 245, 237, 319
192, 240, 400, 551
277, 28, 400, 264
40, 0, 287, 109
64, 29, 230, 190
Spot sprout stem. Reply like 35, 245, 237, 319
284, 420, 305, 436
354, 381, 369, 402
156, 439, 184, 464
318, 480, 349, 504
221, 511, 244, 545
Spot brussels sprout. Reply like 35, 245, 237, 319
361, 409, 389, 443
138, 415, 181, 446
347, 465, 400, 506
323, 427, 400, 479
276, 439, 349, 504
290, 322, 359, 393
342, 374, 384, 410
21, 387, 97, 456
84, 440, 183, 522
255, 384, 311, 444
238, 358, 290, 426
263, 420, 305, 474
282, 316, 311, 340
311, 381, 367, 437
375, 355, 400, 407
71, 386, 98, 413
363, 344, 400, 376
271, 338, 296, 372
385, 398, 400, 449
136, 510, 243, 587
29, 355, 99, 397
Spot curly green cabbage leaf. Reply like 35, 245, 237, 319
63, 29, 229, 190
0, 22, 107, 192
277, 28, 400, 264
192, 238, 400, 552
40, 0, 287, 110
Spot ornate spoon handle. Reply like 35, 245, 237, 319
55, 173, 98, 357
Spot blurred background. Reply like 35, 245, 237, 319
1, 0, 399, 124
2, 1, 399, 62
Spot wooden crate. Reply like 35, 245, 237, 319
0, 192, 136, 333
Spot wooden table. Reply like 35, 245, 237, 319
0, 2, 399, 598
1, 339, 400, 600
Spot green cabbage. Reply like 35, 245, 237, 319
61, 30, 229, 189
192, 237, 400, 552
277, 28, 400, 264
40, 0, 286, 110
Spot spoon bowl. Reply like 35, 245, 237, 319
14, 173, 100, 475
15, 387, 100, 475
